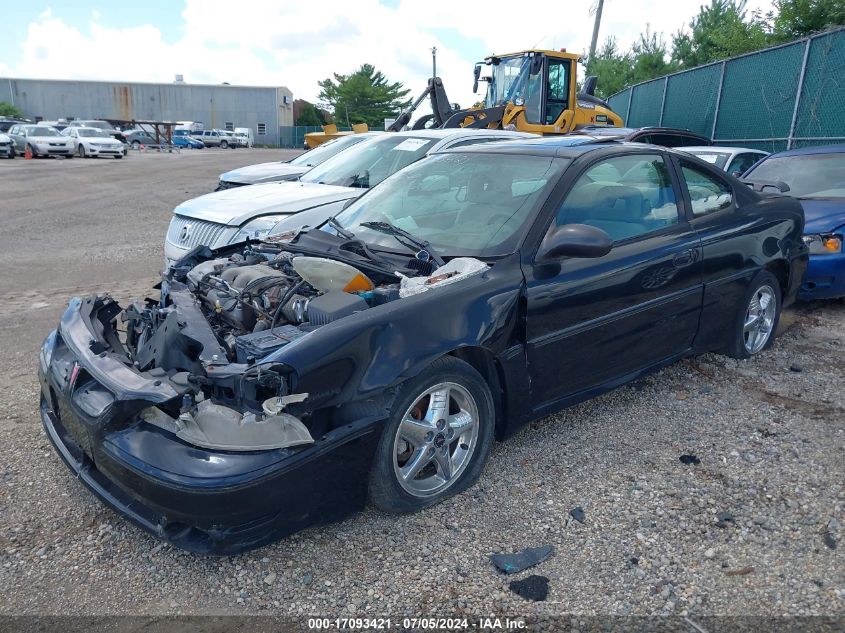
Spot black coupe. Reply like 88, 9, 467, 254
39, 138, 808, 554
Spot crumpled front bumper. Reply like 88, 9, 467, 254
38, 297, 382, 554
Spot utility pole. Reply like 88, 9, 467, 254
588, 0, 605, 72
431, 46, 437, 78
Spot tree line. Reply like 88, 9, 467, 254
588, 0, 845, 98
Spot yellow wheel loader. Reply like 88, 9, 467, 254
303, 122, 370, 149
389, 49, 623, 134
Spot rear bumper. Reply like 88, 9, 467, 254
799, 253, 845, 300
38, 298, 382, 554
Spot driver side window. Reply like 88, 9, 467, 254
553, 154, 679, 242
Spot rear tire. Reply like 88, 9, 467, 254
26, 143, 37, 158
369, 356, 494, 514
220, 140, 229, 149
726, 270, 782, 359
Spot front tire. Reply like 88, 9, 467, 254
26, 143, 37, 158
726, 270, 782, 359
131, 140, 141, 150
369, 356, 494, 514
78, 145, 86, 158
220, 140, 229, 149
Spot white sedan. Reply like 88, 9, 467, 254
62, 126, 126, 159
7, 124, 74, 158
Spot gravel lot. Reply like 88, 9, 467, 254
0, 149, 842, 621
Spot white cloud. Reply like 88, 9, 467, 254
9, 0, 776, 115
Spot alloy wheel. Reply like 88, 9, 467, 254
743, 284, 776, 354
392, 382, 479, 497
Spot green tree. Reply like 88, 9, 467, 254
587, 37, 634, 98
318, 64, 410, 129
295, 102, 325, 126
770, 0, 845, 39
0, 102, 24, 118
671, 0, 769, 69
631, 27, 677, 83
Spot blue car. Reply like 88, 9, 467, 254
172, 134, 205, 149
743, 144, 845, 300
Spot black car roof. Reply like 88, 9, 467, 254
439, 137, 668, 159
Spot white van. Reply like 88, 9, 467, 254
234, 127, 254, 148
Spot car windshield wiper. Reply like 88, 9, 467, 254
327, 216, 355, 240
360, 221, 445, 267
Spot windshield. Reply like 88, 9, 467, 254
488, 56, 531, 108
745, 152, 845, 198
27, 126, 60, 136
687, 151, 731, 168
290, 135, 368, 168
301, 135, 437, 188
78, 129, 110, 138
328, 152, 565, 257
79, 121, 112, 130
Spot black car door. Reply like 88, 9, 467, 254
524, 150, 704, 414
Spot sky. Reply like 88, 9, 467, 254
0, 0, 776, 110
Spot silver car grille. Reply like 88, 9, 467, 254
166, 215, 231, 249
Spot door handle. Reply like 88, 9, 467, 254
673, 250, 695, 268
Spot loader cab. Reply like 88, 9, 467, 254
478, 50, 622, 134
483, 51, 572, 126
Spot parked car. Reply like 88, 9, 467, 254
0, 132, 14, 158
39, 138, 808, 553
192, 129, 236, 148
165, 129, 534, 264
680, 146, 768, 176
62, 126, 126, 159
742, 144, 845, 300
7, 124, 74, 158
574, 126, 712, 147
123, 131, 158, 149
171, 132, 205, 149
216, 132, 382, 190
234, 127, 254, 147
218, 129, 240, 148
0, 117, 30, 133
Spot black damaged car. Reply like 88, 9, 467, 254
39, 138, 808, 554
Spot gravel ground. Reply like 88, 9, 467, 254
0, 151, 842, 620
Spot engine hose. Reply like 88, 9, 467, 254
270, 280, 306, 332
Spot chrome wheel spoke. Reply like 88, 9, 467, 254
448, 409, 475, 437
743, 286, 776, 354
433, 448, 453, 482
400, 447, 431, 482
399, 416, 434, 447
425, 387, 450, 425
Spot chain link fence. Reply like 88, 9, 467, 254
607, 26, 845, 152
278, 125, 355, 148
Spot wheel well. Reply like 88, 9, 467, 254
447, 347, 506, 440
765, 259, 789, 296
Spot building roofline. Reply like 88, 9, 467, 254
2, 76, 291, 91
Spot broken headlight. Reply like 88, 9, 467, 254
232, 215, 289, 243
803, 233, 842, 255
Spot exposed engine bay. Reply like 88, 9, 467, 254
112, 244, 487, 452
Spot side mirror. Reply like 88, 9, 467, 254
473, 65, 481, 94
538, 224, 613, 261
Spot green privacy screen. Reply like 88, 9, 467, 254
607, 26, 845, 149
627, 79, 664, 128
661, 63, 722, 136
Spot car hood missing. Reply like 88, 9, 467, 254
174, 181, 359, 226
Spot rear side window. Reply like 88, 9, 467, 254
682, 164, 733, 217
726, 153, 762, 176
555, 154, 679, 242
